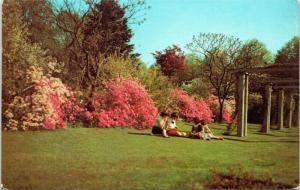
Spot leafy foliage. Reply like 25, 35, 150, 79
275, 36, 299, 64
181, 78, 209, 98
2, 0, 53, 112
136, 65, 178, 112
97, 55, 140, 85
19, 0, 64, 61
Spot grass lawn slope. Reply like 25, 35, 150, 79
2, 122, 299, 190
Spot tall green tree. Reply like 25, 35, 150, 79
19, 0, 64, 61
3, 0, 52, 109
275, 36, 299, 64
236, 39, 272, 67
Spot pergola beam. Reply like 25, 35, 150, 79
260, 79, 299, 84
230, 66, 299, 74
273, 86, 299, 90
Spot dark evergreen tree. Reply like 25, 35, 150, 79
82, 0, 134, 60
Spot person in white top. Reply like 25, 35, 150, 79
152, 112, 169, 137
166, 113, 190, 137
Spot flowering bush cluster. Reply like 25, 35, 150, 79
172, 88, 213, 123
206, 94, 235, 123
3, 65, 82, 131
86, 77, 158, 129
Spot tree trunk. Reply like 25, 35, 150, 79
218, 101, 224, 123
86, 84, 96, 112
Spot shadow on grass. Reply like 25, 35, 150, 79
128, 132, 152, 136
275, 129, 299, 133
252, 132, 282, 137
224, 137, 299, 143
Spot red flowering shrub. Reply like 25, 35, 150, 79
88, 77, 158, 129
3, 65, 83, 131
172, 89, 213, 123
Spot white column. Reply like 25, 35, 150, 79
277, 89, 284, 130
286, 94, 293, 128
243, 73, 249, 136
237, 74, 245, 137
262, 85, 272, 133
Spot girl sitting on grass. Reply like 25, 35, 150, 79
166, 113, 190, 137
192, 118, 224, 140
152, 112, 169, 137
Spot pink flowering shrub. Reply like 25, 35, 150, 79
3, 65, 82, 131
88, 77, 158, 129
172, 89, 213, 123
206, 94, 235, 123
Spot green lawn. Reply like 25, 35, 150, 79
2, 122, 299, 190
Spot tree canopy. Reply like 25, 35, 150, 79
275, 36, 299, 64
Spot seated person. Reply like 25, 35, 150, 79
192, 117, 203, 133
168, 112, 178, 129
167, 113, 190, 137
192, 118, 224, 140
152, 112, 169, 137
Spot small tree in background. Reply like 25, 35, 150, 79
136, 65, 178, 112
153, 45, 187, 84
187, 33, 271, 122
187, 33, 242, 122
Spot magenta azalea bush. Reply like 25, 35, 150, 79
3, 65, 82, 131
87, 77, 158, 129
172, 88, 213, 123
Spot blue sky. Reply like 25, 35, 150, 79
130, 0, 299, 65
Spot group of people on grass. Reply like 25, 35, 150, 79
152, 112, 224, 140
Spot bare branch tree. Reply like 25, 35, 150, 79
49, 0, 148, 99
187, 34, 271, 123
187, 33, 242, 122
